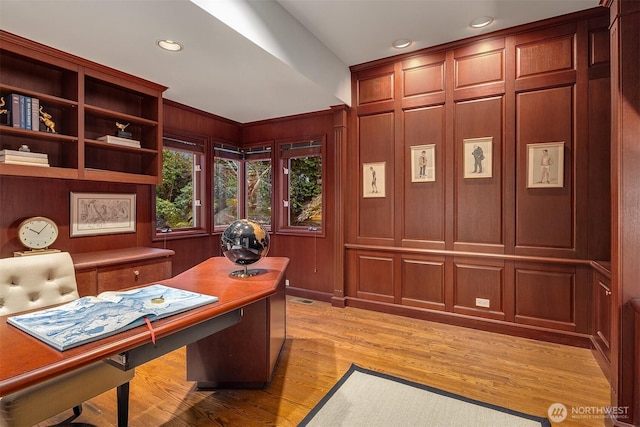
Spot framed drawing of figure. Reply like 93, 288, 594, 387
363, 162, 385, 198
527, 142, 564, 188
410, 144, 436, 182
463, 137, 493, 178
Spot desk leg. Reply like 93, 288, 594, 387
117, 382, 130, 427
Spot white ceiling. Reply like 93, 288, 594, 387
0, 0, 600, 124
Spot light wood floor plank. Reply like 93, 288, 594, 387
36, 296, 609, 426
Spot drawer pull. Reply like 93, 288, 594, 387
134, 270, 140, 277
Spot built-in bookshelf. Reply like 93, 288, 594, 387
0, 30, 166, 184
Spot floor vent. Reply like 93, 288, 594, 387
294, 298, 315, 305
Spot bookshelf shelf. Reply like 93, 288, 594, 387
0, 30, 166, 183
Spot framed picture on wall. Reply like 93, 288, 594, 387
70, 192, 136, 237
463, 137, 493, 178
527, 142, 564, 188
410, 144, 436, 182
363, 162, 385, 198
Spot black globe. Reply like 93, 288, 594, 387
221, 219, 270, 267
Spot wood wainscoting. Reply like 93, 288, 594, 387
36, 296, 609, 426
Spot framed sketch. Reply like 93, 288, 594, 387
527, 142, 564, 188
70, 192, 136, 237
463, 137, 493, 178
363, 162, 385, 198
410, 144, 436, 182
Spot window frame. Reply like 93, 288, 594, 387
243, 143, 274, 231
212, 144, 242, 232
153, 132, 208, 241
276, 135, 326, 237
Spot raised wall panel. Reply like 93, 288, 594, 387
454, 97, 503, 248
403, 105, 445, 245
356, 254, 394, 303
453, 260, 505, 320
516, 86, 574, 252
401, 256, 445, 310
590, 27, 611, 66
516, 34, 574, 78
515, 265, 575, 331
455, 48, 504, 89
357, 72, 394, 106
402, 54, 446, 98
358, 113, 395, 240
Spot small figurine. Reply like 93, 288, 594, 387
39, 106, 56, 133
116, 122, 130, 132
115, 121, 132, 139
0, 97, 7, 126
18, 145, 31, 152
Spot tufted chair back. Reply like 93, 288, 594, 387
0, 252, 80, 316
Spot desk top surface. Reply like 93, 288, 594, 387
0, 256, 289, 396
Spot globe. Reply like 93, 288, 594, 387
221, 219, 270, 277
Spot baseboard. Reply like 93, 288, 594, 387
285, 286, 332, 303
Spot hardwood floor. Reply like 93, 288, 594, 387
37, 296, 610, 426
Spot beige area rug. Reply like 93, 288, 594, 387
299, 364, 551, 427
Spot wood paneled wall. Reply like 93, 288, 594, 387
0, 177, 152, 255
242, 110, 342, 300
344, 8, 611, 346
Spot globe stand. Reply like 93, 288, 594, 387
230, 266, 264, 278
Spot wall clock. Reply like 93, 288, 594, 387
14, 216, 61, 256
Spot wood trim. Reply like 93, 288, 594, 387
345, 243, 593, 266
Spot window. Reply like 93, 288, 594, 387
246, 159, 272, 226
155, 135, 205, 234
214, 144, 273, 229
280, 138, 324, 232
213, 156, 240, 228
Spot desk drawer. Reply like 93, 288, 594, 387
97, 259, 172, 293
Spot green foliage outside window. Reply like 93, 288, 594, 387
214, 158, 239, 226
246, 159, 272, 226
289, 156, 322, 227
156, 149, 195, 230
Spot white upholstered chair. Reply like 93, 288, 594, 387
0, 252, 134, 427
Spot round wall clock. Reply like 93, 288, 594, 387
17, 216, 59, 250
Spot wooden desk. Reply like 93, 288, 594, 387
0, 257, 289, 400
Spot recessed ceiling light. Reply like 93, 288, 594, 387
157, 39, 183, 52
392, 39, 412, 49
470, 16, 494, 29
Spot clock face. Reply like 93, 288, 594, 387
18, 217, 59, 249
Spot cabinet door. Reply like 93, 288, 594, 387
97, 259, 171, 293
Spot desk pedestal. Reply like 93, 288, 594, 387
186, 273, 286, 388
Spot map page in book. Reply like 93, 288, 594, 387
7, 284, 219, 351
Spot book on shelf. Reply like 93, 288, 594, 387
0, 149, 48, 159
7, 284, 219, 351
97, 135, 141, 148
31, 97, 40, 131
0, 149, 49, 166
0, 159, 50, 167
10, 94, 20, 128
8, 94, 40, 131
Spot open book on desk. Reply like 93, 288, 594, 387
7, 284, 219, 351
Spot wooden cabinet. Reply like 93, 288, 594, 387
72, 247, 174, 296
185, 271, 286, 388
0, 30, 166, 184
592, 261, 612, 377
